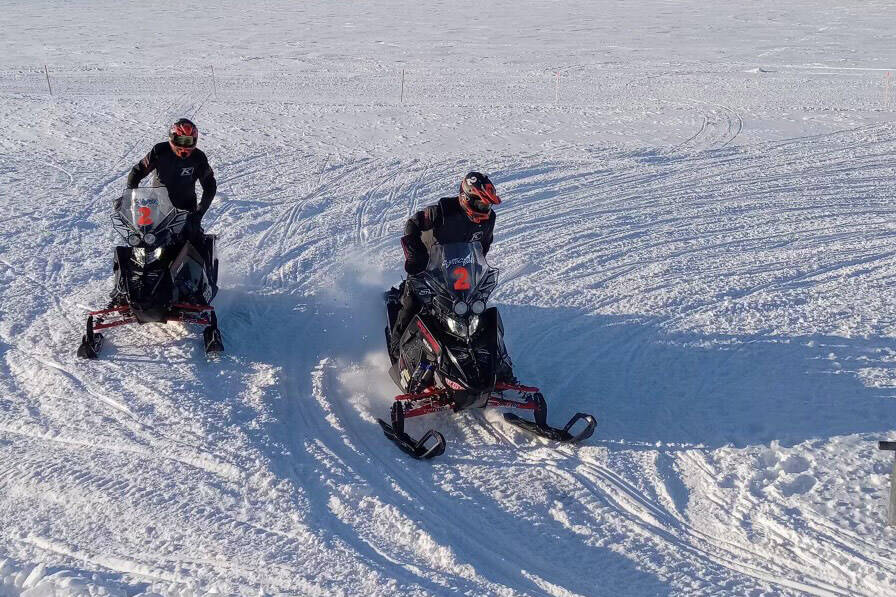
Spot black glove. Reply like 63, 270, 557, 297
183, 212, 203, 239
401, 234, 427, 275
405, 259, 426, 275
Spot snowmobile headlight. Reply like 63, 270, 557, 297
127, 233, 141, 247
471, 300, 485, 314
445, 315, 467, 337
132, 247, 163, 266
149, 247, 163, 263
453, 301, 469, 316
445, 314, 480, 338
143, 232, 157, 246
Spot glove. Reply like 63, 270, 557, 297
183, 212, 203, 239
401, 234, 427, 274
405, 258, 426, 275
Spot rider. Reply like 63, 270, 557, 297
390, 171, 515, 382
109, 118, 217, 304
125, 118, 217, 246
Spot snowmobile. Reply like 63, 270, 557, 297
77, 185, 223, 359
381, 241, 596, 458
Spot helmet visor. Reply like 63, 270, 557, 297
171, 134, 197, 148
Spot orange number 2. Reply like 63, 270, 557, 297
137, 207, 153, 226
452, 266, 471, 291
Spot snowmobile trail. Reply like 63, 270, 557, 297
322, 363, 645, 597
671, 99, 743, 152
676, 447, 896, 593
567, 458, 868, 597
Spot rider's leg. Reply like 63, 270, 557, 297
489, 308, 517, 384
390, 281, 420, 357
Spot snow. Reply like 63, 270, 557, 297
1, 1, 895, 595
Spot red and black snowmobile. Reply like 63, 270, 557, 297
77, 186, 223, 359
382, 242, 596, 458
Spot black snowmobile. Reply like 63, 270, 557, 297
77, 186, 223, 358
381, 241, 596, 458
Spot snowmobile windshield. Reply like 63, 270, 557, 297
426, 242, 497, 308
113, 186, 188, 247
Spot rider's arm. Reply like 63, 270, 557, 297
196, 158, 217, 218
126, 146, 158, 188
401, 204, 441, 274
481, 213, 496, 255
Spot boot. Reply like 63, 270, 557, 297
496, 352, 517, 385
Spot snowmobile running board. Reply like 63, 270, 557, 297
378, 383, 596, 458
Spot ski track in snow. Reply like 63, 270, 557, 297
2, 1, 896, 595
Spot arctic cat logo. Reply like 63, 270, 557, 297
180, 167, 194, 176
445, 255, 473, 267
137, 198, 159, 206
466, 176, 478, 184
470, 232, 483, 240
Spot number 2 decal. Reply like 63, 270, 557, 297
452, 266, 471, 291
137, 206, 153, 226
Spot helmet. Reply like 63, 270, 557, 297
459, 171, 500, 223
169, 118, 198, 158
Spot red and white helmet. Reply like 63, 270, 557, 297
168, 118, 198, 158
459, 171, 500, 223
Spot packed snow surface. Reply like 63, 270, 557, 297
1, 1, 896, 595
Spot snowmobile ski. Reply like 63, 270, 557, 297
77, 315, 104, 359
503, 392, 596, 443
203, 312, 225, 354
377, 401, 446, 459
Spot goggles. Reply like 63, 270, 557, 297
471, 199, 491, 213
171, 134, 197, 148
464, 193, 492, 213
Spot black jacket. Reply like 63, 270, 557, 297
401, 196, 496, 274
127, 142, 217, 217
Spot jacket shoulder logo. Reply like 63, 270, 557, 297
180, 167, 195, 176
